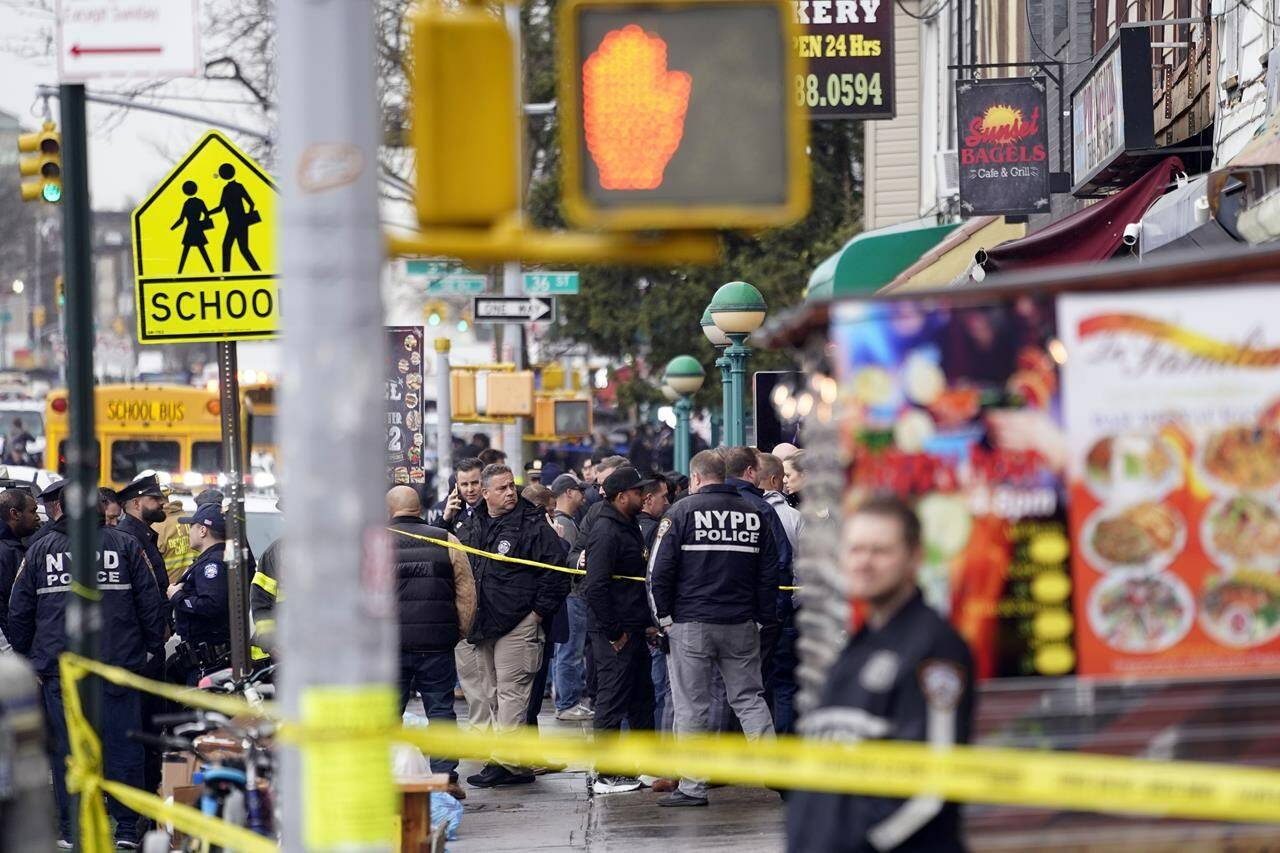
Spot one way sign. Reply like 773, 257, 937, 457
472, 295, 556, 324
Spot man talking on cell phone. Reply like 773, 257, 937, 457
429, 458, 484, 534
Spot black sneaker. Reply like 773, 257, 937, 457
657, 790, 709, 807
467, 763, 510, 788
492, 767, 535, 786
115, 838, 140, 850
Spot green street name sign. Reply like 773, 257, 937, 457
522, 271, 579, 295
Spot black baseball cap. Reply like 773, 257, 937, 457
550, 473, 584, 497
603, 466, 653, 500
179, 503, 226, 537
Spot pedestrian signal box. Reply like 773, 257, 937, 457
17, 123, 62, 204
535, 397, 593, 438
558, 0, 808, 230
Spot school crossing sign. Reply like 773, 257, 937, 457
132, 130, 278, 343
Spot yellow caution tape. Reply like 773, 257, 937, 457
385, 525, 798, 588
58, 652, 1280, 829
101, 779, 276, 853
385, 525, 647, 581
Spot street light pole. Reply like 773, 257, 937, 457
716, 350, 733, 446
708, 282, 767, 450
663, 355, 705, 475
725, 333, 751, 447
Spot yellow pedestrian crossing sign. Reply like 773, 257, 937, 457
132, 130, 279, 344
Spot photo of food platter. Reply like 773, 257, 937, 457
1199, 572, 1280, 648
1081, 501, 1185, 572
1197, 425, 1280, 495
1088, 570, 1194, 654
1200, 494, 1280, 573
1082, 433, 1182, 504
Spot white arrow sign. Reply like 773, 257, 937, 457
472, 296, 556, 324
55, 0, 202, 82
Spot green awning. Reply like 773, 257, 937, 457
806, 219, 961, 301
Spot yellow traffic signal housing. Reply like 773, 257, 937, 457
410, 0, 517, 226
534, 397, 593, 437
557, 0, 808, 230
55, 275, 65, 308
450, 370, 478, 419
17, 122, 62, 204
486, 371, 534, 417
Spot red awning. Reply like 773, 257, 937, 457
978, 156, 1184, 275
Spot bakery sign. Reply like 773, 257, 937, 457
956, 77, 1050, 216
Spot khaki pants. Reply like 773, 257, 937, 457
455, 613, 544, 766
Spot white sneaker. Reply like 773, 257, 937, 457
638, 774, 661, 787
555, 703, 595, 722
592, 774, 643, 794
56, 841, 72, 851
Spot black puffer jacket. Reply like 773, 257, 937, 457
457, 497, 570, 642
583, 504, 651, 641
0, 520, 24, 640
390, 516, 460, 651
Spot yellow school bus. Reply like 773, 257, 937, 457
45, 384, 242, 490
241, 381, 277, 461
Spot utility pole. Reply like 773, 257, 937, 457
501, 1, 526, 479
58, 82, 100, 845
277, 0, 396, 850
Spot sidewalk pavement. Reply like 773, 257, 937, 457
445, 707, 787, 852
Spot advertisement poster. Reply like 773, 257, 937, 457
833, 297, 1074, 680
386, 326, 425, 484
1059, 288, 1280, 678
956, 77, 1050, 216
793, 0, 894, 119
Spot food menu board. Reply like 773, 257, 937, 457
833, 298, 1075, 680
1059, 288, 1280, 677
386, 326, 425, 485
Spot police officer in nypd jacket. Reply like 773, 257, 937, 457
167, 502, 231, 684
646, 448, 781, 807
8, 488, 166, 848
787, 496, 974, 853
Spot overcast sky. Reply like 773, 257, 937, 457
0, 3, 270, 212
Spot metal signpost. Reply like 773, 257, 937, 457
57, 86, 100, 843
472, 294, 556, 323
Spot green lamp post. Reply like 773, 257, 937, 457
708, 281, 767, 447
663, 355, 705, 475
701, 305, 730, 447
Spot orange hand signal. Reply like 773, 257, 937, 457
582, 25, 692, 191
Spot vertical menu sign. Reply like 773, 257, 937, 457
386, 326, 425, 484
956, 78, 1051, 216
792, 0, 895, 118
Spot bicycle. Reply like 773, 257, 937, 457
129, 709, 276, 853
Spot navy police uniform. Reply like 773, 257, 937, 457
647, 483, 780, 629
786, 591, 975, 853
169, 503, 231, 683
115, 475, 173, 599
646, 481, 780, 800
7, 514, 166, 842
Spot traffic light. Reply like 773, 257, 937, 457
558, 0, 808, 230
410, 0, 517, 226
17, 122, 62, 204
55, 275, 64, 309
